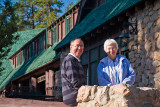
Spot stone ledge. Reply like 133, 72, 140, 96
77, 83, 160, 107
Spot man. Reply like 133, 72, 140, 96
61, 38, 86, 106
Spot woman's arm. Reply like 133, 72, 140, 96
122, 59, 136, 85
97, 62, 112, 86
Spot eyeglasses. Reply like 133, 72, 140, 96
106, 47, 117, 51
72, 45, 84, 48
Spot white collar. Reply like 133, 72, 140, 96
69, 53, 81, 62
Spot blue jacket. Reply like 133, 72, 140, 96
97, 55, 135, 86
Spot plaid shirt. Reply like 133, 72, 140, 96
61, 54, 85, 106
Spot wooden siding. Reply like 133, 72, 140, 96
58, 24, 61, 42
47, 3, 80, 47
73, 11, 78, 27
10, 2, 80, 69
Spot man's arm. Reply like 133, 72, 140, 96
65, 59, 83, 88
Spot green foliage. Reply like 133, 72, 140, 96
64, 0, 74, 12
0, 0, 19, 74
32, 0, 64, 28
15, 0, 64, 29
15, 0, 35, 30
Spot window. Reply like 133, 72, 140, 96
81, 44, 107, 85
22, 48, 25, 62
65, 14, 72, 35
37, 38, 39, 54
61, 21, 65, 39
34, 40, 37, 55
17, 53, 20, 66
39, 35, 44, 52
90, 48, 98, 85
20, 51, 23, 65
81, 48, 99, 85
90, 61, 98, 85
15, 55, 17, 68
12, 57, 14, 67
27, 46, 30, 60
47, 30, 52, 46
24, 46, 30, 61
100, 45, 107, 59
52, 27, 57, 44
67, 16, 72, 33
81, 51, 89, 85
44, 33, 47, 49
11, 33, 47, 68
30, 43, 34, 58
34, 38, 39, 55
58, 24, 61, 42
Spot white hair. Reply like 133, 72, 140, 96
104, 39, 118, 52
70, 38, 83, 46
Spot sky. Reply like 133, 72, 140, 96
0, 0, 79, 16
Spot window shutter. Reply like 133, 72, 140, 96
17, 53, 20, 66
22, 49, 25, 63
39, 36, 43, 52
46, 29, 48, 47
65, 14, 72, 35
65, 16, 68, 36
70, 14, 73, 30
41, 35, 44, 51
53, 26, 57, 44
30, 43, 34, 57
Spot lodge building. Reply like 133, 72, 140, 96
0, 1, 80, 100
0, 0, 160, 101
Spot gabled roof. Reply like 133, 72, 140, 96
54, 0, 142, 50
0, 28, 58, 90
9, 28, 45, 58
0, 43, 59, 90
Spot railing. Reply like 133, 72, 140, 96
5, 86, 62, 101
46, 86, 62, 101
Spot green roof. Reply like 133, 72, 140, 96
0, 44, 59, 90
9, 28, 45, 58
0, 28, 58, 90
55, 0, 142, 50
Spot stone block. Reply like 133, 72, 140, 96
77, 84, 160, 107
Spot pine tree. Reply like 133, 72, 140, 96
64, 0, 74, 12
32, 0, 64, 28
16, 0, 63, 29
0, 0, 19, 73
15, 0, 35, 30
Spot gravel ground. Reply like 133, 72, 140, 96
0, 98, 68, 107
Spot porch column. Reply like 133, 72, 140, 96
18, 83, 21, 95
45, 70, 49, 95
48, 69, 54, 96
29, 77, 37, 93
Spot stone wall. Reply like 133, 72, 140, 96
60, 0, 160, 88
77, 84, 160, 107
129, 0, 160, 88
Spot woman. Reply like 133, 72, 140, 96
97, 39, 135, 86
